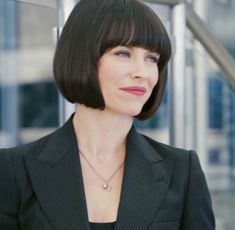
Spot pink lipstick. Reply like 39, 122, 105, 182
119, 86, 147, 96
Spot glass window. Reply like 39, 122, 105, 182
0, 0, 58, 147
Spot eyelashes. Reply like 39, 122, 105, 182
145, 56, 159, 63
114, 50, 130, 57
114, 50, 159, 64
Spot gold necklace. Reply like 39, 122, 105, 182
79, 148, 124, 192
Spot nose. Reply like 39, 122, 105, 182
130, 59, 149, 80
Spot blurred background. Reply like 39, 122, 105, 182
0, 0, 235, 229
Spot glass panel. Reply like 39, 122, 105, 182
186, 1, 235, 229
0, 0, 58, 148
207, 2, 235, 230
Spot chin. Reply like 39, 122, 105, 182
125, 107, 143, 117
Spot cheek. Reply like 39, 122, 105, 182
150, 73, 159, 88
98, 68, 111, 89
154, 76, 159, 85
149, 66, 159, 85
99, 64, 121, 83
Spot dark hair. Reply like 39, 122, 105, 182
53, 0, 171, 120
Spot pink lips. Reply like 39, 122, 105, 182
119, 86, 147, 96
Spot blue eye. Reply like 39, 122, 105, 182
115, 50, 130, 57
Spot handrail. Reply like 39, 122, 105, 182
14, 0, 55, 9
186, 3, 235, 88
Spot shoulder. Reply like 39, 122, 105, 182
0, 116, 75, 164
0, 130, 57, 198
0, 129, 55, 162
139, 133, 201, 170
141, 133, 191, 159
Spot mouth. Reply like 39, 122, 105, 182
119, 86, 147, 96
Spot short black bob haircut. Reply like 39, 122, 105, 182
53, 0, 171, 120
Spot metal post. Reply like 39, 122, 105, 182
191, 0, 208, 172
0, 1, 19, 147
56, 0, 78, 125
170, 3, 186, 148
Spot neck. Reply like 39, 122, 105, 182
73, 104, 133, 162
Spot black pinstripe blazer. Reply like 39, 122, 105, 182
0, 116, 215, 230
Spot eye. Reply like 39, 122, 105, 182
145, 55, 159, 64
114, 50, 130, 57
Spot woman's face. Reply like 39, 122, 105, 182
98, 46, 159, 118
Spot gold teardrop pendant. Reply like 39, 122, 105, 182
103, 183, 112, 192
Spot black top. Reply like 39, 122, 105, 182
89, 222, 116, 230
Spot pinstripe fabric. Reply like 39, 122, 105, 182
0, 116, 215, 230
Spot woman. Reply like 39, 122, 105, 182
0, 0, 215, 229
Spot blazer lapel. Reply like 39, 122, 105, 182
24, 118, 90, 230
24, 118, 175, 230
115, 127, 175, 230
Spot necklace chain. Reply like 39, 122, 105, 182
78, 148, 124, 192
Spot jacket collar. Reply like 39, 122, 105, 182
24, 115, 174, 230
37, 115, 163, 165
37, 115, 78, 164
127, 125, 163, 163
